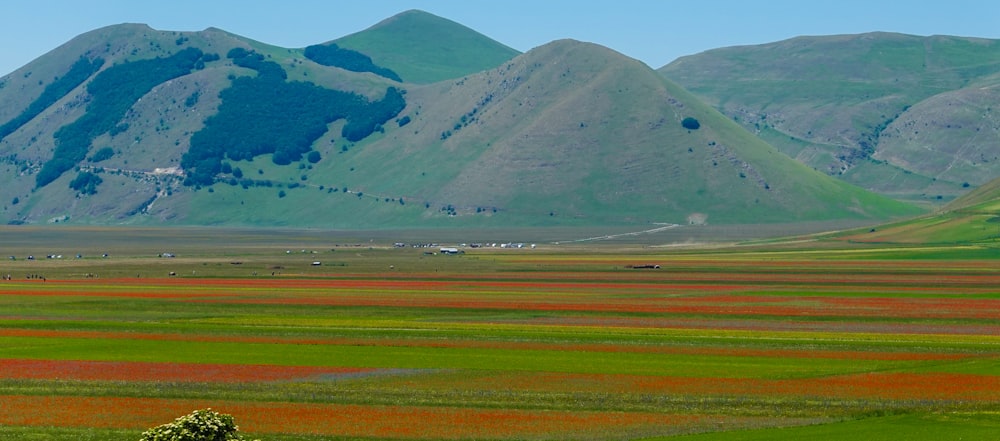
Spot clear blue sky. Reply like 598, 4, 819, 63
3, 0, 999, 77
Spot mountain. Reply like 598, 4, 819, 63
331, 9, 521, 84
660, 33, 1000, 206
0, 23, 405, 226
316, 39, 918, 227
0, 13, 919, 228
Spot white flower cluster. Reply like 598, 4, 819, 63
139, 408, 259, 441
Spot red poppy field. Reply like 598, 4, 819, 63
0, 237, 998, 440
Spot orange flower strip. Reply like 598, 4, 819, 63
0, 394, 707, 439
0, 359, 373, 383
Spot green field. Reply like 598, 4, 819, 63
0, 226, 997, 440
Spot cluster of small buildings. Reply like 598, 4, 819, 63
394, 242, 536, 250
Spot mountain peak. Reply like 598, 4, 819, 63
332, 10, 520, 84
373, 9, 442, 24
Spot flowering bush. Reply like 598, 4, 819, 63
139, 408, 258, 441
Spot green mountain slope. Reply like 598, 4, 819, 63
0, 23, 400, 225
0, 18, 920, 228
332, 9, 521, 84
660, 33, 1000, 204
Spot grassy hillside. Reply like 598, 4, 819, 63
832, 199, 1000, 245
661, 33, 1000, 204
332, 9, 521, 84
943, 175, 1000, 212
827, 175, 1000, 245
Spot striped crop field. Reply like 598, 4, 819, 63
0, 241, 998, 440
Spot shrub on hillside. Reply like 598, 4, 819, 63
681, 117, 701, 130
139, 408, 259, 441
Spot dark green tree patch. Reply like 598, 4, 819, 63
69, 171, 102, 195
184, 90, 200, 107
307, 151, 322, 164
181, 49, 405, 186
87, 147, 115, 163
341, 86, 406, 142
271, 150, 292, 166
681, 117, 701, 130
304, 43, 402, 82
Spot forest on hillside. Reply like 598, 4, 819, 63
181, 48, 405, 186
304, 43, 402, 82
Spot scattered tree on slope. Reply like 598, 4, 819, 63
69, 171, 102, 195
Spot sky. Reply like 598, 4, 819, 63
3, 0, 1000, 77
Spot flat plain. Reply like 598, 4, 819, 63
0, 226, 997, 440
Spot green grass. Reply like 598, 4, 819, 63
0, 427, 140, 441
660, 412, 1000, 441
0, 332, 937, 379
